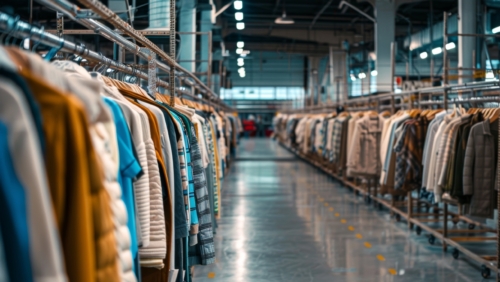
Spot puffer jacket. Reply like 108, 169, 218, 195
463, 119, 499, 218
347, 114, 384, 176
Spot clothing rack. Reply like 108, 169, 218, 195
35, 0, 221, 105
278, 83, 500, 280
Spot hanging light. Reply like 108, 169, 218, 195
445, 42, 456, 50
275, 11, 294, 24
493, 26, 500, 34
350, 74, 356, 81
358, 72, 366, 79
236, 48, 243, 54
371, 70, 378, 76
237, 41, 245, 48
236, 22, 245, 30
420, 52, 428, 59
237, 60, 244, 67
235, 12, 244, 21
238, 58, 244, 64
234, 0, 243, 10
432, 47, 442, 55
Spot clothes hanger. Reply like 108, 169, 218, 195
489, 108, 499, 123
44, 37, 65, 61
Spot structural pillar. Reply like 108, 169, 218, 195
179, 0, 196, 72
458, 0, 476, 84
374, 0, 395, 92
199, 5, 212, 88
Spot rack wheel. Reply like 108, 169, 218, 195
367, 197, 371, 204
416, 226, 422, 235
452, 217, 459, 225
428, 235, 436, 245
452, 248, 459, 259
378, 203, 383, 211
468, 224, 475, 230
481, 265, 491, 279
355, 190, 360, 196
395, 214, 401, 222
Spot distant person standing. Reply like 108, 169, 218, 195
256, 115, 265, 137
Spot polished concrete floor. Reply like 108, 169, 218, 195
193, 138, 494, 282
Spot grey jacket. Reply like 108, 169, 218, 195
347, 115, 384, 176
463, 120, 499, 218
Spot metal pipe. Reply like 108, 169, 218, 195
338, 0, 375, 23
443, 12, 448, 86
207, 31, 213, 91
310, 0, 334, 30
390, 42, 395, 92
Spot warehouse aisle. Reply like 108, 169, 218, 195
193, 138, 485, 282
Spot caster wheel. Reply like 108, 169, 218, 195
355, 190, 360, 196
378, 203, 383, 211
416, 226, 422, 235
452, 248, 459, 259
468, 224, 476, 230
426, 206, 430, 213
452, 218, 459, 225
366, 197, 371, 204
428, 235, 436, 245
395, 214, 401, 222
481, 265, 491, 279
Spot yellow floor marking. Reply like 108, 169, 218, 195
340, 219, 347, 224
334, 213, 340, 217
388, 269, 397, 275
355, 233, 363, 239
319, 198, 324, 202
364, 242, 372, 248
207, 272, 216, 278
329, 207, 334, 211
376, 255, 386, 261
324, 203, 329, 207
348, 226, 355, 231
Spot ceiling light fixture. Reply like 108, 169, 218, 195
493, 26, 500, 34
358, 72, 366, 79
237, 41, 244, 48
234, 0, 242, 10
236, 48, 243, 54
371, 70, 378, 76
236, 22, 245, 30
237, 58, 244, 64
237, 60, 244, 66
445, 42, 456, 50
432, 47, 442, 55
420, 52, 428, 59
275, 11, 294, 24
235, 12, 244, 21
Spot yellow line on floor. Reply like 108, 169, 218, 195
348, 226, 355, 231
355, 233, 363, 239
329, 207, 334, 211
340, 219, 347, 224
376, 255, 386, 261
364, 242, 372, 248
207, 272, 216, 278
388, 269, 397, 275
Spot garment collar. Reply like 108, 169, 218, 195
482, 120, 492, 136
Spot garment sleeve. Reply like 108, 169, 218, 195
347, 123, 361, 173
463, 128, 475, 196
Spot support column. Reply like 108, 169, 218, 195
179, 0, 196, 72
374, 0, 395, 92
199, 5, 212, 88
458, 0, 476, 84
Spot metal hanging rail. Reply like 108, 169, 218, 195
34, 0, 229, 108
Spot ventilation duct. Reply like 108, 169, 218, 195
149, 0, 170, 29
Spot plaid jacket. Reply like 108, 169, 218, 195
188, 125, 216, 265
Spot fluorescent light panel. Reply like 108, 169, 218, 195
358, 72, 366, 79
432, 47, 442, 55
236, 22, 245, 30
371, 70, 378, 77
493, 26, 500, 34
237, 41, 244, 48
236, 48, 243, 54
420, 52, 428, 59
234, 0, 242, 10
445, 42, 456, 50
235, 12, 244, 21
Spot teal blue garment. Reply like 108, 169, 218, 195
0, 225, 8, 282
170, 111, 199, 227
0, 121, 33, 282
103, 98, 143, 279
